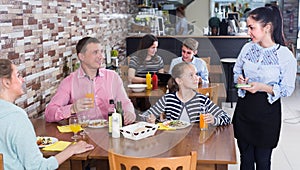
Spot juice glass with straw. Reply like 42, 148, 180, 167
199, 106, 208, 130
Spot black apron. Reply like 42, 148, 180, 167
233, 92, 281, 148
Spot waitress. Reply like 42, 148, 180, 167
232, 6, 297, 170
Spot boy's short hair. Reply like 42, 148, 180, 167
182, 38, 198, 51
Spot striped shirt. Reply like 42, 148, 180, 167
144, 92, 231, 126
129, 55, 164, 77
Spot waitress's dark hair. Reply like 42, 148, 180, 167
136, 34, 159, 65
248, 6, 285, 46
0, 59, 13, 79
168, 62, 191, 93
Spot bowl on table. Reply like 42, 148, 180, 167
128, 84, 147, 92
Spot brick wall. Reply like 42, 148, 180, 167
0, 0, 298, 118
0, 0, 136, 118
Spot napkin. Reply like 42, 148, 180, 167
57, 125, 83, 133
157, 123, 176, 130
42, 141, 72, 151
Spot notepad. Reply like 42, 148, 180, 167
235, 84, 252, 88
42, 141, 72, 151
57, 125, 83, 133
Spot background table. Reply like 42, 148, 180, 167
220, 58, 237, 108
126, 83, 226, 112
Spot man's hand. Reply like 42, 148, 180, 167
71, 98, 94, 113
123, 112, 136, 125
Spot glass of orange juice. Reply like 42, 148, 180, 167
85, 80, 94, 108
69, 116, 81, 141
199, 106, 208, 131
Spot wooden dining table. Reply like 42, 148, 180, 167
32, 118, 237, 170
31, 118, 92, 170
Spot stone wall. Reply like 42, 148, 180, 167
0, 0, 136, 118
0, 0, 298, 118
282, 0, 299, 48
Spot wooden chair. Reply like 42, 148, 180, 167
120, 56, 131, 82
0, 153, 3, 170
198, 84, 219, 104
120, 65, 129, 82
108, 150, 197, 170
200, 56, 211, 72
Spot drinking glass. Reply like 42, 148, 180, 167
69, 116, 81, 141
199, 106, 208, 131
85, 80, 94, 109
78, 114, 90, 135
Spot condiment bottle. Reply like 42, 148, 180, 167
112, 109, 120, 138
146, 72, 152, 90
152, 72, 158, 90
108, 99, 115, 135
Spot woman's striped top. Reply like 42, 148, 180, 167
129, 55, 164, 77
144, 92, 231, 126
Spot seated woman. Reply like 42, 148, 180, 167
143, 62, 231, 126
0, 59, 94, 169
128, 34, 164, 84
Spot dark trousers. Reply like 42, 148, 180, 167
237, 140, 273, 170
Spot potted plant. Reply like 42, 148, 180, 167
111, 49, 119, 68
111, 49, 119, 58
208, 17, 220, 36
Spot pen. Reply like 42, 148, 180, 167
241, 69, 246, 81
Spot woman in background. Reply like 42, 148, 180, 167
0, 59, 94, 170
143, 62, 231, 126
128, 34, 164, 84
233, 6, 297, 170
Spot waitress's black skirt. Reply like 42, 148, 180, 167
233, 92, 281, 148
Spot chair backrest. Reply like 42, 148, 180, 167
120, 56, 131, 82
201, 57, 211, 72
0, 153, 3, 170
108, 150, 197, 170
198, 84, 219, 104
120, 65, 129, 82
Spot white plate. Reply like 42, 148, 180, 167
36, 136, 58, 148
128, 84, 147, 92
88, 119, 108, 128
162, 120, 191, 129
